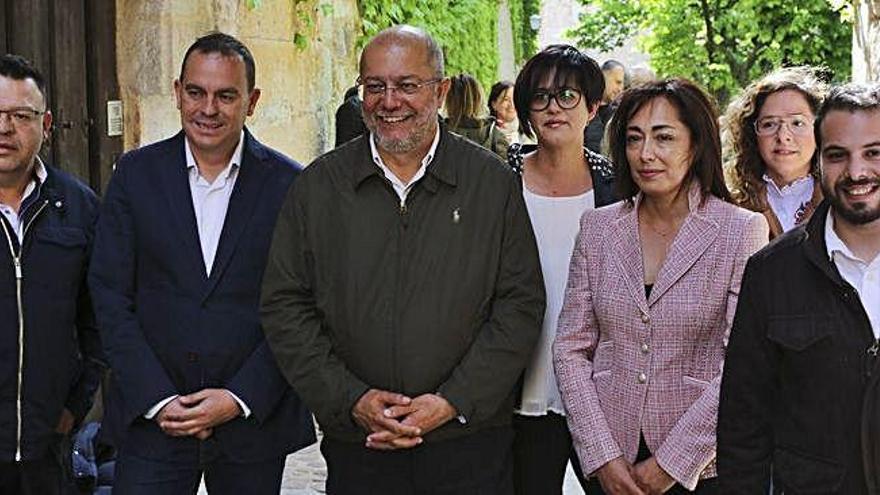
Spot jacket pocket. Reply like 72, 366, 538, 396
592, 340, 613, 379
767, 315, 831, 351
33, 227, 88, 248
774, 447, 844, 494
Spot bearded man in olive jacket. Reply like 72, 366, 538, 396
261, 25, 544, 494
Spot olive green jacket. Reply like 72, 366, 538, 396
261, 129, 544, 443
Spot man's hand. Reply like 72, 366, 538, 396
596, 457, 646, 495
55, 408, 75, 435
157, 389, 241, 437
365, 393, 457, 450
632, 457, 675, 495
352, 389, 420, 443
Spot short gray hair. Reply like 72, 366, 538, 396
360, 25, 444, 78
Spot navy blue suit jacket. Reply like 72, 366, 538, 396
89, 130, 315, 462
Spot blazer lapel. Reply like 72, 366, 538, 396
160, 132, 208, 281
611, 200, 650, 314
201, 131, 272, 300
648, 187, 719, 306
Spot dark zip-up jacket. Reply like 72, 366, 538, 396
261, 130, 545, 443
718, 200, 876, 494
0, 164, 104, 462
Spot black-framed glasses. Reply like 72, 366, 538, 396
357, 78, 443, 98
530, 88, 583, 111
754, 115, 814, 136
0, 108, 45, 125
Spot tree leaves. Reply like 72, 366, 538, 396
570, 0, 851, 104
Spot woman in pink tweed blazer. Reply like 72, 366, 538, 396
554, 79, 768, 495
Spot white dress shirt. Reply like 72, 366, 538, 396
0, 157, 48, 244
764, 174, 815, 233
369, 128, 440, 206
145, 132, 251, 420
826, 210, 880, 338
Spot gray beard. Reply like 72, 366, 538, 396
369, 118, 435, 154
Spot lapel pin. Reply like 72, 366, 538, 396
452, 208, 461, 224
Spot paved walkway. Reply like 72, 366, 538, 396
201, 431, 586, 494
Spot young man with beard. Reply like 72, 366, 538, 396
261, 25, 545, 494
718, 83, 880, 495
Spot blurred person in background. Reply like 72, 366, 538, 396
585, 59, 626, 154
445, 73, 509, 160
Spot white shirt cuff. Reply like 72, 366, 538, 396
144, 395, 178, 419
225, 390, 251, 418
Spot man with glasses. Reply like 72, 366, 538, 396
719, 83, 880, 494
0, 54, 105, 494
261, 25, 544, 494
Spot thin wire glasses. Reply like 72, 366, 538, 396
0, 108, 45, 126
358, 78, 443, 98
754, 115, 814, 136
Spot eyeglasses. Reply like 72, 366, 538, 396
0, 108, 45, 126
530, 88, 583, 111
754, 115, 814, 136
358, 78, 443, 98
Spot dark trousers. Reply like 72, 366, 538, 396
113, 439, 285, 495
512, 412, 592, 495
0, 453, 64, 495
322, 426, 514, 495
584, 434, 718, 495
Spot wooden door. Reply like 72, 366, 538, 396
2, 0, 121, 193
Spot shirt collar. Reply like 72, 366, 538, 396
763, 173, 813, 196
184, 130, 245, 181
368, 126, 441, 183
825, 209, 865, 264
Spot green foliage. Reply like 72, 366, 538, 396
508, 0, 541, 64
570, 0, 851, 104
357, 0, 501, 90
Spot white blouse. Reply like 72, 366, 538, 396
517, 186, 595, 416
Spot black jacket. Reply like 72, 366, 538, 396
507, 142, 619, 208
718, 200, 876, 494
0, 164, 104, 462
261, 130, 545, 443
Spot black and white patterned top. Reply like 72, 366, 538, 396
507, 142, 619, 207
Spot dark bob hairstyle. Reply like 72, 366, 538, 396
607, 78, 732, 205
513, 44, 604, 138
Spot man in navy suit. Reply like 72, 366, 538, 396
89, 32, 314, 494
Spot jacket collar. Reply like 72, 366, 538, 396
353, 125, 458, 193
803, 199, 848, 288
611, 182, 720, 310
159, 128, 274, 293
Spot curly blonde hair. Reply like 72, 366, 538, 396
721, 66, 828, 212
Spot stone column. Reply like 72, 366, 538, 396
852, 0, 880, 83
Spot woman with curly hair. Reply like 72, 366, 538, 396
722, 66, 828, 239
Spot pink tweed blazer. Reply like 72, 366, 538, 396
553, 186, 768, 490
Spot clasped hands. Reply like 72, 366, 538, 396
596, 456, 676, 495
156, 388, 242, 440
351, 388, 457, 450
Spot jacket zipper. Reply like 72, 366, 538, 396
0, 200, 48, 461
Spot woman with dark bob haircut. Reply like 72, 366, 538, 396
554, 79, 768, 494
507, 44, 618, 495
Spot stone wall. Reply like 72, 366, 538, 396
853, 0, 880, 83
115, 0, 362, 164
